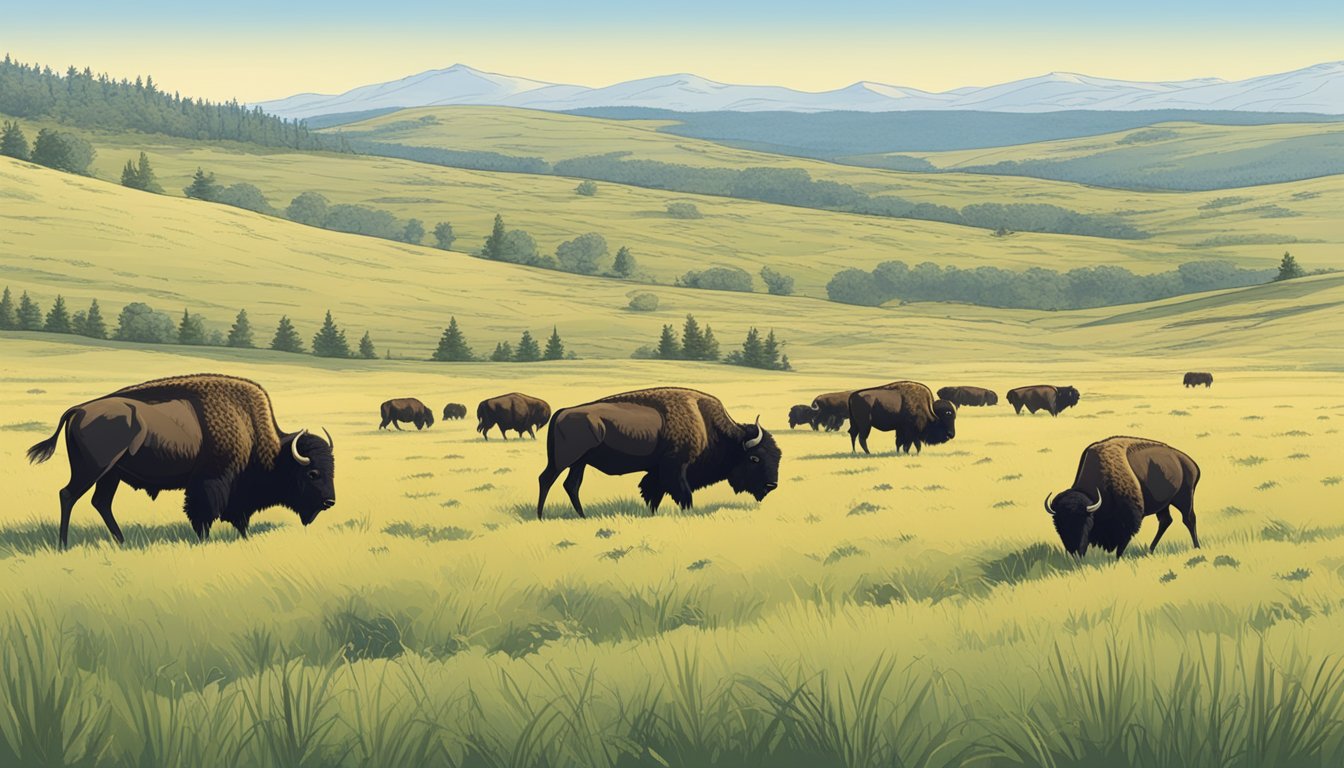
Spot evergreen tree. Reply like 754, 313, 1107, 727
177, 308, 206, 345
514, 330, 541, 362
30, 129, 94, 174
311, 311, 350, 358
432, 316, 474, 361
183, 167, 221, 201
43, 295, 72, 333
761, 329, 782, 370
1, 121, 30, 160
779, 353, 793, 372
270, 315, 304, 353
16, 291, 43, 330
1275, 251, 1305, 281
226, 309, 254, 348
543, 326, 565, 360
401, 218, 424, 245
656, 324, 682, 359
432, 221, 456, 250
0, 287, 16, 329
681, 314, 706, 360
358, 331, 376, 359
71, 310, 87, 336
702, 325, 721, 361
612, 246, 635, 278
81, 299, 106, 339
119, 152, 162, 193
740, 327, 764, 368
490, 341, 514, 362
481, 214, 507, 259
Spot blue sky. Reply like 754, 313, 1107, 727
4, 1, 1340, 101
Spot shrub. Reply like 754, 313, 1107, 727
679, 266, 753, 292
575, 180, 597, 196
666, 201, 702, 219
628, 292, 659, 312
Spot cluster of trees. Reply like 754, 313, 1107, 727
1, 120, 96, 174
479, 215, 637, 278
431, 316, 572, 363
0, 55, 333, 150
633, 315, 792, 370
825, 259, 1279, 310
674, 266, 797, 295
0, 288, 107, 338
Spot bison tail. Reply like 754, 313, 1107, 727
26, 408, 77, 464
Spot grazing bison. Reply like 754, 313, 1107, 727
26, 374, 335, 548
537, 387, 780, 519
478, 393, 551, 440
1183, 372, 1213, 388
442, 402, 468, 420
848, 381, 957, 455
809, 390, 852, 432
788, 404, 819, 430
379, 398, 434, 430
1007, 385, 1080, 416
937, 386, 999, 407
1046, 436, 1200, 559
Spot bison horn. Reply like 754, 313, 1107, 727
1044, 492, 1056, 516
810, 402, 820, 411
1085, 489, 1103, 514
743, 415, 764, 449
291, 429, 312, 466
320, 427, 333, 449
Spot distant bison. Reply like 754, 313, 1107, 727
809, 390, 852, 432
26, 374, 335, 547
478, 393, 551, 440
937, 386, 999, 407
380, 398, 434, 430
1007, 385, 1080, 416
537, 387, 780, 518
1183, 372, 1213, 388
442, 402, 467, 420
848, 381, 957, 454
1046, 436, 1200, 559
788, 404, 819, 430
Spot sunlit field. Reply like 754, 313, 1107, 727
4, 336, 1342, 767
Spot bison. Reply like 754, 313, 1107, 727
1183, 372, 1213, 388
442, 402, 468, 420
477, 393, 551, 440
536, 387, 780, 519
26, 374, 335, 548
937, 385, 998, 407
1046, 436, 1200, 559
379, 398, 434, 430
848, 381, 957, 454
809, 390, 852, 432
1007, 385, 1080, 416
788, 404, 819, 430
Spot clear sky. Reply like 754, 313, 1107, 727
4, 1, 1341, 102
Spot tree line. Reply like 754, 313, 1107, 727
431, 317, 573, 363
1, 120, 96, 174
631, 314, 792, 371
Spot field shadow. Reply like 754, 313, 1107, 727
799, 450, 903, 460
509, 496, 755, 521
0, 521, 283, 556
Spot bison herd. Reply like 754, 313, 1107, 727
27, 371, 1214, 559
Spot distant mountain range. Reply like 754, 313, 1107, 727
257, 62, 1344, 119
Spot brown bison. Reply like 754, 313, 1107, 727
809, 390, 852, 432
1046, 436, 1200, 559
478, 393, 551, 440
788, 404, 819, 430
536, 387, 780, 519
1007, 385, 1080, 416
848, 381, 957, 454
442, 402, 468, 420
379, 398, 434, 430
937, 385, 999, 407
26, 374, 335, 548
1183, 372, 1213, 388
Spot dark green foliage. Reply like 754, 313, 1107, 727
432, 317, 474, 361
120, 152, 162, 192
543, 327, 565, 360
1275, 252, 1305, 281
490, 341, 514, 362
30, 129, 95, 174
322, 204, 401, 240
0, 120, 29, 160
226, 309, 254, 348
514, 330, 541, 362
627, 292, 658, 311
357, 331, 377, 359
481, 214, 507, 260
679, 266, 753, 292
42, 295, 71, 334
501, 229, 541, 265
760, 266, 795, 296
285, 192, 329, 226
312, 311, 351, 358
575, 179, 597, 196
725, 327, 792, 370
665, 201, 702, 219
612, 246, 635, 277
183, 168, 221, 201
114, 302, 175, 343
216, 183, 276, 215
270, 316, 304, 353
555, 232, 608, 275
432, 221, 455, 250
678, 314, 719, 361
401, 218, 424, 245
702, 325, 720, 361
177, 308, 206, 345
79, 299, 106, 339
16, 291, 42, 330
0, 287, 15, 328
656, 324, 681, 360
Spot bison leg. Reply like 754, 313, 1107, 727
666, 460, 694, 511
1148, 508, 1174, 553
90, 475, 125, 545
184, 478, 229, 542
1175, 491, 1200, 549
57, 448, 119, 549
536, 465, 562, 520
562, 464, 588, 519
393, 420, 404, 431
379, 416, 389, 429
638, 472, 665, 514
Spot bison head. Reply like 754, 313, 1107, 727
1056, 386, 1081, 411
282, 428, 336, 525
1046, 489, 1102, 556
728, 417, 781, 501
923, 400, 958, 444
532, 402, 553, 430
788, 405, 813, 428
937, 386, 957, 401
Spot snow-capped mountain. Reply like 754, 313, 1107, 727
256, 62, 1344, 118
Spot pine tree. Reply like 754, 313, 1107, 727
16, 291, 43, 330
226, 309, 254, 348
81, 299, 106, 339
183, 167, 221, 201
514, 330, 541, 362
432, 221, 455, 250
612, 246, 635, 277
1275, 251, 1305, 281
490, 341, 514, 362
656, 324, 682, 359
481, 214, 506, 259
761, 329, 782, 370
120, 152, 162, 193
779, 353, 793, 372
43, 295, 72, 333
1, 121, 31, 160
432, 316, 474, 361
311, 311, 350, 358
177, 308, 206, 345
702, 325, 720, 361
358, 331, 376, 359
270, 315, 304, 353
0, 287, 16, 329
681, 314, 706, 360
71, 310, 87, 336
543, 326, 565, 360
740, 327, 764, 368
